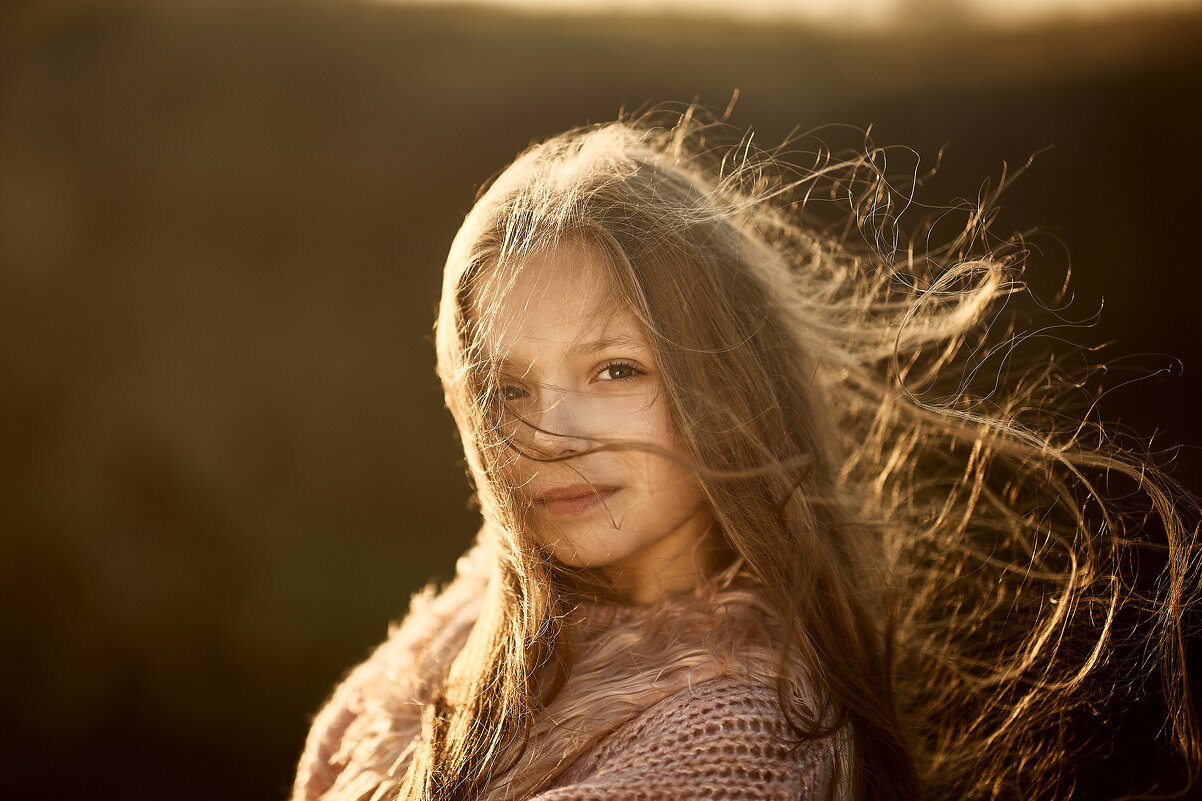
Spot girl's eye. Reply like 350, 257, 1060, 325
597, 361, 642, 382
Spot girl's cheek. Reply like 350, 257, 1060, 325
607, 405, 658, 442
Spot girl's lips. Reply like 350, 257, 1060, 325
536, 485, 619, 517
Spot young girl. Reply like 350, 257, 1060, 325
290, 111, 1199, 801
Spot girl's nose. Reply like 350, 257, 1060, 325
529, 390, 589, 458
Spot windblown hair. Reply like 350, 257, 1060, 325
397, 109, 1199, 801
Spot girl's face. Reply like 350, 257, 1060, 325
474, 241, 715, 603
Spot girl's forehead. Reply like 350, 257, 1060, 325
471, 242, 642, 359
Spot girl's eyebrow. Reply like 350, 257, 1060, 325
572, 335, 649, 356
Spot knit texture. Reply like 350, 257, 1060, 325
292, 541, 839, 801
535, 678, 833, 800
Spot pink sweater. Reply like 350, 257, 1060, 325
292, 544, 837, 801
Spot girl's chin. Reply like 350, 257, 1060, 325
540, 537, 624, 571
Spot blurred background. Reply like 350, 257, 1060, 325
2, 0, 1201, 798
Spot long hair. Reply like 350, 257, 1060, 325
400, 109, 1199, 801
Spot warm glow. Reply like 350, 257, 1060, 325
970, 0, 1199, 22
384, 0, 1202, 27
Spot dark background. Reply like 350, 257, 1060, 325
2, 1, 1201, 798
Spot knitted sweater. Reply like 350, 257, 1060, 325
292, 543, 838, 801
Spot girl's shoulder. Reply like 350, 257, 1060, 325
291, 538, 491, 801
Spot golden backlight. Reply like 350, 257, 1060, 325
380, 0, 1201, 28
